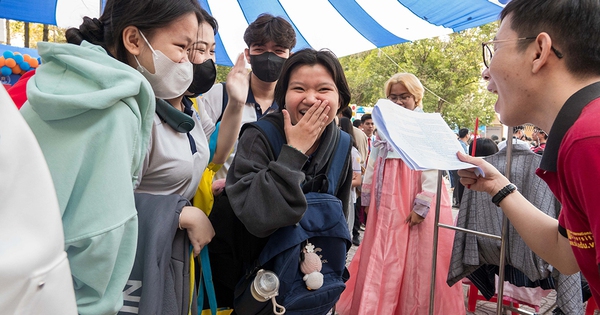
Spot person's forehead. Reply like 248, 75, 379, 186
390, 82, 408, 90
196, 23, 215, 45
251, 41, 288, 49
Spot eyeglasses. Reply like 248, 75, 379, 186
482, 36, 564, 68
387, 94, 413, 103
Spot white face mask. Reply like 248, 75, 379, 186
134, 31, 193, 100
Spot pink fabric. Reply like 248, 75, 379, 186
499, 278, 552, 312
337, 158, 465, 315
372, 138, 393, 210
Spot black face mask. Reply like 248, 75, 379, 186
250, 52, 287, 83
187, 59, 217, 97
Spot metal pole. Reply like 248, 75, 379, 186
428, 170, 444, 315
437, 223, 502, 240
502, 304, 537, 315
496, 131, 514, 315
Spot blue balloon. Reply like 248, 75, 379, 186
19, 61, 31, 71
1, 66, 12, 76
3, 51, 14, 59
13, 54, 24, 64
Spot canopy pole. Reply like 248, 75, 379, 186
428, 170, 444, 315
496, 130, 514, 315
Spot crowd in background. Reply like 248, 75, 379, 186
3, 0, 600, 315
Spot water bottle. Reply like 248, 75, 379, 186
251, 269, 280, 302
234, 269, 286, 315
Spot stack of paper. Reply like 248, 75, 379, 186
371, 99, 477, 171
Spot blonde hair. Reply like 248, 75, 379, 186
384, 73, 425, 108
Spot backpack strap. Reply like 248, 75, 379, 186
196, 247, 219, 314
325, 130, 351, 196
246, 118, 286, 159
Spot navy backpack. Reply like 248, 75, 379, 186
209, 117, 352, 315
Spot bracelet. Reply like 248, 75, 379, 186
491, 183, 517, 207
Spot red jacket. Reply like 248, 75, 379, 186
7, 69, 36, 109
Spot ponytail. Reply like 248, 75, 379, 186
66, 17, 105, 47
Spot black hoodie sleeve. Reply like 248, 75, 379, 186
225, 126, 309, 238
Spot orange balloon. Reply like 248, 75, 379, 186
12, 64, 22, 74
0, 56, 5, 67
13, 52, 21, 55
5, 58, 16, 68
28, 59, 39, 68
23, 54, 31, 62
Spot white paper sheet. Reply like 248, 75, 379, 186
372, 99, 480, 171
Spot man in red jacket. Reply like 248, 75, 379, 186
458, 0, 600, 305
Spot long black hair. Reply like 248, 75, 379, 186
469, 138, 498, 157
339, 117, 358, 149
198, 6, 218, 35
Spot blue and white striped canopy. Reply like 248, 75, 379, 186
0, 0, 507, 66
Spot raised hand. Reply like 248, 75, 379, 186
225, 53, 250, 107
212, 53, 249, 165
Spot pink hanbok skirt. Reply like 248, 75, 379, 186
337, 158, 465, 315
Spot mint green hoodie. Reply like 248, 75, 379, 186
20, 41, 155, 315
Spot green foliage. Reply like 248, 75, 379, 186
7, 20, 66, 47
339, 22, 499, 130
216, 65, 231, 83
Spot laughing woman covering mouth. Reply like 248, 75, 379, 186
208, 48, 354, 307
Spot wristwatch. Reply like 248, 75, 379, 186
491, 183, 517, 207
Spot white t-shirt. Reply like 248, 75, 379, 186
351, 147, 361, 204
198, 83, 260, 180
497, 138, 530, 150
134, 105, 214, 201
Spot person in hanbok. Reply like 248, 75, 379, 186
337, 73, 465, 315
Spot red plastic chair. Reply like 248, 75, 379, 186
465, 280, 520, 315
585, 297, 599, 315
